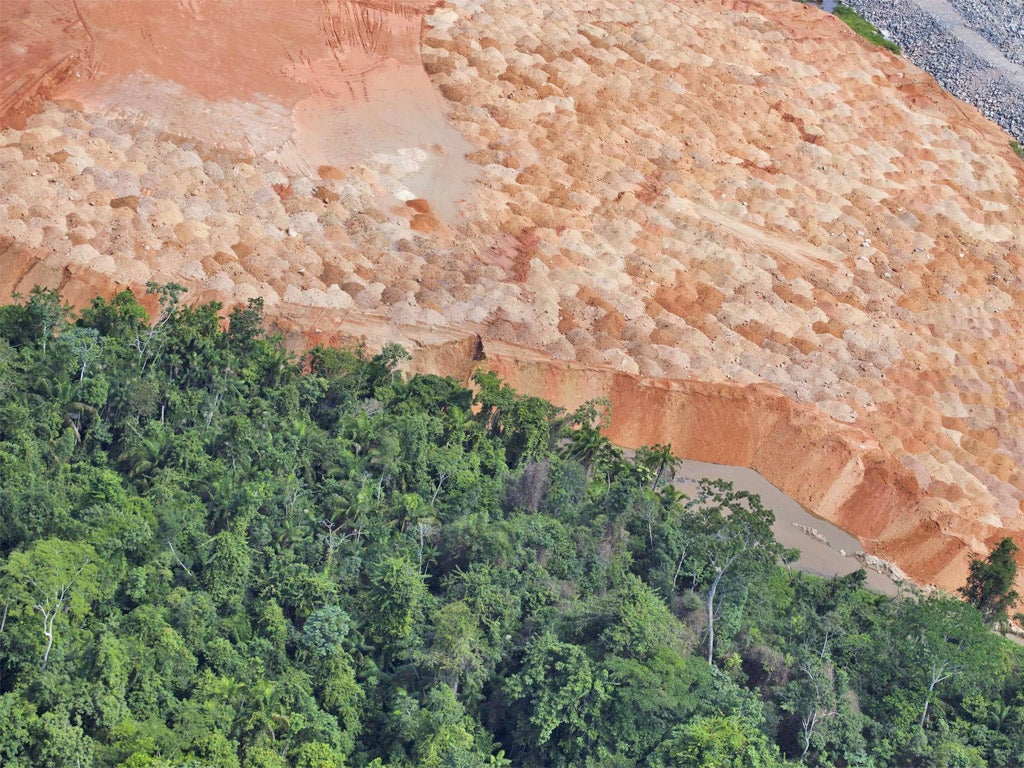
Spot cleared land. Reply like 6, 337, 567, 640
2, 0, 1024, 597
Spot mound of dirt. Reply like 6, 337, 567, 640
1, 0, 476, 213
2, 0, 1023, 595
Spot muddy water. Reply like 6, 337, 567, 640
670, 459, 901, 595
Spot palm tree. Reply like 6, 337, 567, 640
635, 443, 678, 489
563, 424, 615, 476
118, 427, 174, 485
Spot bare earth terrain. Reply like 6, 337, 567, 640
2, 0, 1023, 597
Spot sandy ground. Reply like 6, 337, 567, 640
0, 0, 89, 125
2, 0, 1024, 597
0, 0, 477, 215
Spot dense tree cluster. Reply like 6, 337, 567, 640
0, 286, 1021, 767
960, 537, 1021, 628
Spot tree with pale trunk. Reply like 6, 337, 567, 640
3, 539, 100, 671
684, 479, 782, 667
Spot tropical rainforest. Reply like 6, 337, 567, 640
0, 285, 1021, 768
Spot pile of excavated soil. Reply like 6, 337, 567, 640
2, 0, 1024, 595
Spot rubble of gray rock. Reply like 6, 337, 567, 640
945, 0, 1024, 68
843, 0, 1024, 143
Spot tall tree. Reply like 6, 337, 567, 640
685, 480, 782, 666
504, 631, 610, 765
635, 443, 678, 490
959, 537, 1020, 626
897, 595, 999, 730
3, 539, 101, 670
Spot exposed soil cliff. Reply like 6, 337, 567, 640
2, 0, 1023, 595
469, 340, 996, 592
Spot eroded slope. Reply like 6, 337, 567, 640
2, 0, 1023, 593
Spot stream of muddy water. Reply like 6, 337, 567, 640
669, 459, 902, 596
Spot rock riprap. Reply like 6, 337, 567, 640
844, 0, 1024, 141
2, 0, 1024, 595
945, 0, 1024, 67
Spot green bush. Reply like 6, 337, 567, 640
834, 3, 901, 54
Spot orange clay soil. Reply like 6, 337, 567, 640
2, 0, 1024, 597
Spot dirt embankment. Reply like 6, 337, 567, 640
406, 336, 1006, 594
3, 0, 1024, 596
0, 1, 90, 127
1, 0, 476, 211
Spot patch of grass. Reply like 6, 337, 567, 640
1011, 140, 1024, 160
834, 3, 902, 54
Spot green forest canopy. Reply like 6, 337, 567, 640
0, 285, 1021, 767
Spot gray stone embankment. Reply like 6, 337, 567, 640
842, 0, 1024, 142
945, 0, 1024, 68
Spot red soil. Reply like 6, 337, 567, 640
3, 0, 1024, 601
